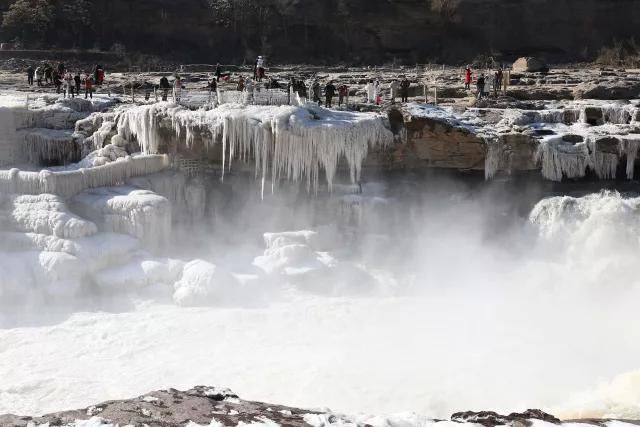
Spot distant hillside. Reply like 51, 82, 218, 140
0, 0, 639, 65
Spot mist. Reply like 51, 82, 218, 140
2, 171, 640, 419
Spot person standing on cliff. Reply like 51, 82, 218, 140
324, 81, 337, 108
44, 65, 52, 85
27, 66, 34, 86
63, 71, 74, 98
174, 75, 183, 102
53, 71, 62, 94
312, 80, 321, 105
84, 74, 94, 99
256, 56, 265, 82
400, 77, 410, 103
338, 83, 348, 107
366, 80, 375, 103
464, 65, 472, 91
476, 74, 486, 100
159, 76, 171, 101
237, 76, 246, 92
495, 67, 503, 93
389, 79, 399, 103
74, 72, 82, 97
35, 66, 43, 87
95, 65, 105, 85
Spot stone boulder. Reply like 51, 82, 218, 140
574, 80, 640, 100
512, 57, 549, 73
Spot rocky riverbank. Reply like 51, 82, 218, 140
1, 386, 636, 427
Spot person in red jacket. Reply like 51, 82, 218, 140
464, 65, 473, 91
337, 84, 348, 107
84, 74, 94, 99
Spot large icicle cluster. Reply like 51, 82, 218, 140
114, 103, 394, 192
536, 135, 639, 181
19, 128, 79, 165
536, 137, 594, 181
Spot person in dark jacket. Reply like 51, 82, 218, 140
400, 77, 411, 103
476, 74, 486, 99
312, 81, 321, 105
53, 72, 62, 94
215, 63, 222, 82
74, 72, 82, 96
27, 66, 34, 86
44, 65, 52, 84
159, 76, 171, 101
57, 62, 65, 76
324, 81, 337, 108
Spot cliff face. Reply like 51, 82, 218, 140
3, 0, 640, 64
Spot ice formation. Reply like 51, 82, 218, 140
20, 128, 78, 165
129, 171, 207, 223
407, 101, 640, 181
536, 137, 592, 181
0, 193, 97, 239
0, 107, 17, 166
0, 155, 169, 199
173, 260, 242, 307
620, 136, 640, 179
115, 103, 394, 192
483, 136, 503, 180
70, 186, 172, 248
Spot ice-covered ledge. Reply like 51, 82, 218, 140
0, 154, 169, 199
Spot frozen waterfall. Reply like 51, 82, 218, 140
114, 103, 394, 193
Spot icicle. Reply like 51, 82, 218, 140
108, 103, 393, 194
536, 137, 592, 182
602, 105, 632, 124
483, 136, 503, 181
620, 137, 640, 179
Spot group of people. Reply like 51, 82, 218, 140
26, 63, 105, 99
308, 80, 349, 108
465, 65, 506, 100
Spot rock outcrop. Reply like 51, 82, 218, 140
0, 386, 316, 427
513, 57, 549, 73
574, 80, 640, 100
451, 409, 561, 427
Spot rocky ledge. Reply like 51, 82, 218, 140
1, 387, 639, 427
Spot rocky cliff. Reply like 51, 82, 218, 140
1, 0, 639, 65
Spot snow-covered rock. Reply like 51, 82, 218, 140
70, 186, 172, 249
173, 260, 242, 307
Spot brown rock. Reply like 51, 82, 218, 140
512, 57, 549, 73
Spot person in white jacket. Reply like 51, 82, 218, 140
366, 80, 375, 103
389, 80, 399, 103
63, 71, 74, 98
